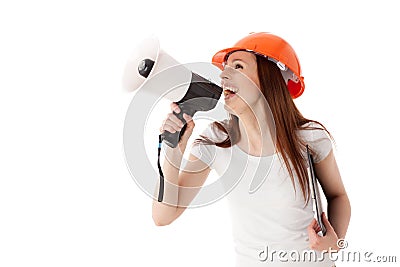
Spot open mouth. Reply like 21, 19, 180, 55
223, 86, 238, 99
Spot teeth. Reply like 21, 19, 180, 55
223, 86, 238, 93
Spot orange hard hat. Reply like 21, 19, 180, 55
212, 32, 305, 99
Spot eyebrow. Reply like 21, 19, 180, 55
230, 58, 247, 64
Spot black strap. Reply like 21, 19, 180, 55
157, 134, 164, 202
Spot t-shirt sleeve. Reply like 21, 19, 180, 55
188, 122, 227, 169
307, 122, 333, 163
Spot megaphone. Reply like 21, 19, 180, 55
122, 37, 223, 148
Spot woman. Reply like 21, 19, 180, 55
152, 32, 351, 266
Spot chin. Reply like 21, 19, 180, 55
223, 103, 237, 115
224, 104, 246, 118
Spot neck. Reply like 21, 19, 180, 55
236, 99, 276, 156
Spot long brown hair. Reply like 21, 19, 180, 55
195, 55, 335, 204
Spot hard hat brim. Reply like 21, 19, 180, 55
212, 47, 244, 70
212, 47, 305, 99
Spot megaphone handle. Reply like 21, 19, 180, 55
161, 105, 192, 148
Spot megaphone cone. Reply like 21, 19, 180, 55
122, 36, 223, 148
122, 36, 192, 102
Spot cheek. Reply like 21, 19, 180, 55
241, 77, 262, 101
229, 70, 262, 104
249, 73, 261, 90
234, 72, 260, 92
234, 90, 262, 109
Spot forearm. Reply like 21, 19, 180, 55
327, 194, 351, 239
152, 147, 183, 225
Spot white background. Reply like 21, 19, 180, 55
1, 0, 399, 266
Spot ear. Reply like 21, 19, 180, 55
287, 79, 302, 97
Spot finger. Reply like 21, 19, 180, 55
170, 103, 180, 113
307, 221, 320, 248
163, 120, 181, 132
309, 218, 317, 228
307, 218, 317, 232
162, 123, 176, 133
307, 222, 319, 241
168, 113, 184, 127
313, 221, 321, 232
310, 218, 322, 233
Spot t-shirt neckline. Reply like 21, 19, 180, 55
233, 144, 277, 159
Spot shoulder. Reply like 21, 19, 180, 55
297, 121, 329, 139
298, 121, 334, 163
298, 121, 325, 131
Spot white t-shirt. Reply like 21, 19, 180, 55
188, 121, 335, 267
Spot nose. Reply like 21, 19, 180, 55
219, 65, 232, 81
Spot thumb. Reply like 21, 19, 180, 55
180, 114, 195, 140
183, 113, 195, 130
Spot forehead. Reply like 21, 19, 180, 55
226, 50, 256, 63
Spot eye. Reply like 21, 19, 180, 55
234, 63, 243, 69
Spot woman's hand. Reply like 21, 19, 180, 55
160, 103, 195, 151
307, 212, 340, 251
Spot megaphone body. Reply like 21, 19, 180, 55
123, 37, 223, 148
